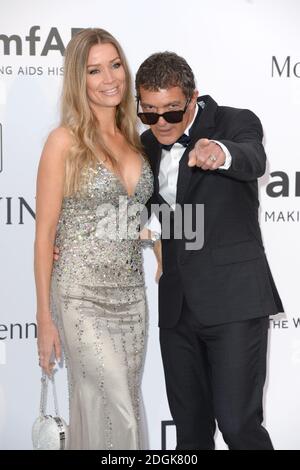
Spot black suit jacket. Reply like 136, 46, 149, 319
141, 95, 283, 328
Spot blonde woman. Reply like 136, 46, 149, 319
34, 28, 155, 450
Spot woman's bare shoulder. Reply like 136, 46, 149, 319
40, 127, 74, 166
46, 126, 74, 149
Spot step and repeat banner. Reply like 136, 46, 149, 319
0, 0, 299, 450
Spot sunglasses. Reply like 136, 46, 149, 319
137, 98, 190, 125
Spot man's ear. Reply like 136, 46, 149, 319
191, 89, 199, 105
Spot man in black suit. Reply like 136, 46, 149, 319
136, 52, 283, 450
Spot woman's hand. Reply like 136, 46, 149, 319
37, 317, 61, 376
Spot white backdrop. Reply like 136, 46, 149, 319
0, 0, 299, 450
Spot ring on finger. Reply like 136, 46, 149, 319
209, 154, 217, 162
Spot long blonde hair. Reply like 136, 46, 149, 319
61, 28, 143, 196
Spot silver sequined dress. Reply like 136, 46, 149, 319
50, 156, 153, 450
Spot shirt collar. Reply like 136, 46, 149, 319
185, 104, 199, 136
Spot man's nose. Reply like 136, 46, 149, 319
157, 115, 168, 126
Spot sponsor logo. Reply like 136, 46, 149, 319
0, 27, 83, 56
0, 197, 35, 224
266, 171, 300, 197
270, 317, 300, 329
0, 322, 37, 340
263, 171, 300, 223
272, 56, 300, 78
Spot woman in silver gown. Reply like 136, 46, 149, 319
34, 28, 157, 450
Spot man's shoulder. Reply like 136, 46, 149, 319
140, 129, 160, 157
218, 104, 255, 116
141, 128, 156, 145
202, 94, 259, 120
214, 94, 260, 121
216, 103, 262, 129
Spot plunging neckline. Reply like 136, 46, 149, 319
97, 156, 144, 198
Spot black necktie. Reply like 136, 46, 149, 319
161, 133, 191, 151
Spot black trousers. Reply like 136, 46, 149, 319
159, 304, 273, 450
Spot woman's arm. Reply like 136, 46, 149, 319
153, 239, 162, 283
34, 127, 71, 375
140, 227, 162, 282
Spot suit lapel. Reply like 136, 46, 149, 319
144, 136, 161, 197
176, 96, 218, 204
154, 148, 162, 197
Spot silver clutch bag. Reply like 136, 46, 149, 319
32, 372, 69, 450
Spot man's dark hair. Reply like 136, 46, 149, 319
135, 51, 196, 99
